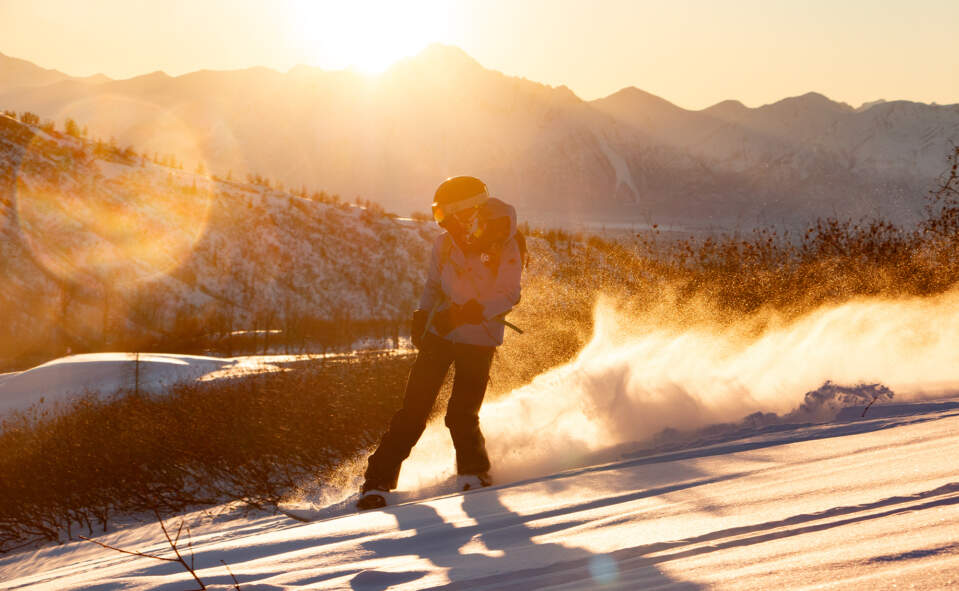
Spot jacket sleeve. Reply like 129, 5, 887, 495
482, 238, 522, 320
418, 236, 444, 311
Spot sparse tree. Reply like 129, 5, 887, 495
19, 111, 40, 125
64, 118, 80, 137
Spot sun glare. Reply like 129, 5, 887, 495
287, 0, 455, 74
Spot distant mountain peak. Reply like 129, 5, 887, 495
592, 86, 684, 115
706, 98, 747, 112
0, 52, 110, 88
614, 86, 674, 103
0, 52, 72, 92
767, 91, 854, 112
857, 99, 887, 112
553, 84, 581, 100
701, 99, 749, 121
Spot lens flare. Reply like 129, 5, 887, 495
12, 98, 215, 290
588, 554, 620, 584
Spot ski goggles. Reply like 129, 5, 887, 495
432, 192, 488, 224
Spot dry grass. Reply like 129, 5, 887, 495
492, 147, 959, 395
0, 353, 413, 551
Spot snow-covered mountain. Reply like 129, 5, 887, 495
2, 45, 956, 228
593, 89, 959, 225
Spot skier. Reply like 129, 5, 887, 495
357, 176, 524, 510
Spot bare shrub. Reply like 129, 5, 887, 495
492, 151, 959, 397
0, 353, 411, 551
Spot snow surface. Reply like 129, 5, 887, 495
2, 399, 958, 590
0, 346, 414, 416
0, 353, 290, 415
596, 135, 639, 203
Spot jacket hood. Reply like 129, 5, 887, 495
476, 197, 517, 247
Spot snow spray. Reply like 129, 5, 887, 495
395, 288, 959, 491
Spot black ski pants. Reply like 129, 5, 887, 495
364, 334, 495, 490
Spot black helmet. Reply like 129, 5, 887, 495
432, 176, 489, 224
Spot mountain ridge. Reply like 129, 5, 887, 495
0, 51, 110, 92
1, 45, 957, 228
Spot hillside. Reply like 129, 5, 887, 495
2, 45, 957, 228
0, 112, 436, 364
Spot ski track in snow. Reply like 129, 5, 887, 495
3, 401, 959, 590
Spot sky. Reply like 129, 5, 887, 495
1, 0, 957, 110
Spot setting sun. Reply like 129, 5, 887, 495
286, 0, 455, 73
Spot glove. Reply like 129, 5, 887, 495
433, 300, 486, 337
453, 299, 485, 325
411, 309, 428, 349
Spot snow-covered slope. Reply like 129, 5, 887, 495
4, 289, 959, 588
0, 113, 437, 360
0, 352, 318, 415
2, 399, 957, 590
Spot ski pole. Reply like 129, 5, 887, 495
493, 313, 524, 334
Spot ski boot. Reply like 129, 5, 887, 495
356, 485, 390, 511
457, 472, 493, 491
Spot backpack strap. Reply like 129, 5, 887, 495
514, 230, 528, 269
439, 233, 455, 268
